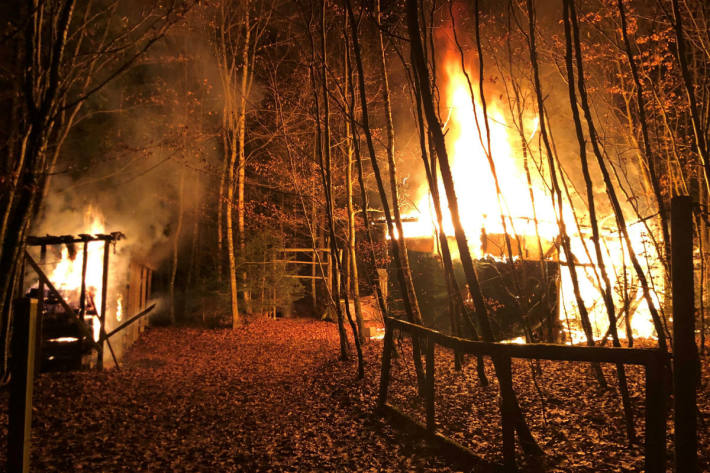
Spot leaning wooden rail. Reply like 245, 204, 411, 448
377, 316, 667, 473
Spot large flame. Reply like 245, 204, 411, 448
400, 53, 661, 342
51, 210, 106, 312
46, 207, 123, 340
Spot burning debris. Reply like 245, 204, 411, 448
391, 51, 662, 345
21, 226, 154, 371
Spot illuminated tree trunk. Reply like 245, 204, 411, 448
346, 0, 426, 393
407, 0, 542, 456
344, 21, 388, 318
215, 1, 241, 328
225, 115, 240, 328
561, 0, 634, 442
306, 3, 349, 360
237, 0, 251, 314
523, 0, 607, 389
320, 1, 350, 359
170, 168, 185, 324
565, 0, 668, 352
343, 16, 365, 343
375, 0, 420, 322
217, 136, 227, 283
615, 0, 670, 276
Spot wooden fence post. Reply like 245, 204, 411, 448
377, 318, 394, 409
497, 355, 516, 473
671, 195, 698, 473
97, 239, 110, 370
425, 337, 435, 433
8, 298, 38, 473
645, 350, 666, 473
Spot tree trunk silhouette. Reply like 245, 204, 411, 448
406, 0, 542, 457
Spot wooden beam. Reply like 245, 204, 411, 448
386, 317, 662, 365
97, 240, 110, 370
102, 304, 156, 341
280, 248, 331, 253
380, 404, 497, 472
26, 232, 124, 246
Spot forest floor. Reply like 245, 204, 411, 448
0, 316, 708, 472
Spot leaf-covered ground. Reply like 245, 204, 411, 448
0, 317, 707, 472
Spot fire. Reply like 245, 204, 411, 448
399, 53, 662, 342
402, 56, 564, 249
51, 210, 106, 312
46, 207, 121, 341
116, 294, 123, 322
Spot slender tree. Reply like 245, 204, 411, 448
407, 0, 542, 456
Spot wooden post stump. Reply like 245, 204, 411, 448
8, 298, 38, 473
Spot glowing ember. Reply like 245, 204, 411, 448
116, 294, 123, 322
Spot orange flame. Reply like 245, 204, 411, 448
399, 54, 662, 342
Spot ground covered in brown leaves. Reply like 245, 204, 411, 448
0, 317, 708, 472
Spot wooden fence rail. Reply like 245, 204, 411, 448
377, 316, 667, 473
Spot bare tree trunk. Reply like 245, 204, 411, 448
344, 14, 365, 343
403, 47, 488, 383
319, 1, 350, 359
616, 0, 670, 275
306, 4, 349, 359
217, 144, 227, 283
375, 0, 420, 323
237, 0, 251, 315
562, 0, 634, 441
346, 0, 426, 393
170, 168, 185, 324
566, 0, 668, 352
523, 0, 607, 389
670, 0, 710, 192
407, 0, 542, 456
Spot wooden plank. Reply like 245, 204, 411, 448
425, 337, 436, 433
8, 298, 37, 473
286, 274, 327, 280
385, 317, 660, 365
671, 195, 698, 473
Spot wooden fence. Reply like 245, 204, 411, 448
377, 316, 668, 473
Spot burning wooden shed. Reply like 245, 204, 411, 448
21, 232, 154, 371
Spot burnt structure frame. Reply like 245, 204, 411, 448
21, 232, 125, 370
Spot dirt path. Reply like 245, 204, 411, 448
0, 318, 456, 472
